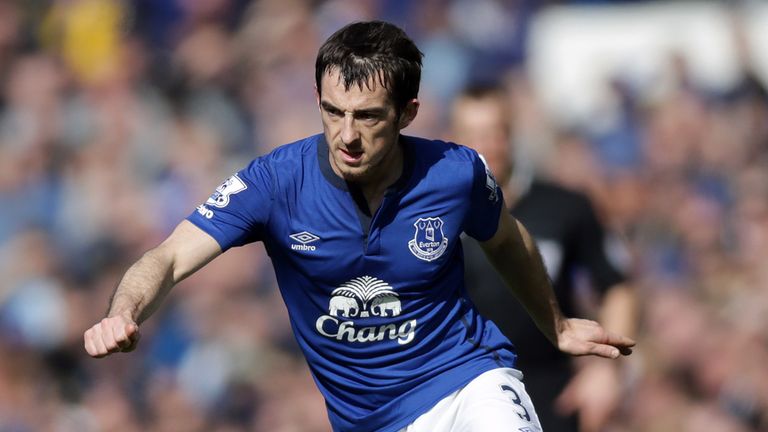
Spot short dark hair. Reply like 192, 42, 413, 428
454, 82, 513, 134
315, 21, 424, 113
456, 81, 512, 116
458, 82, 507, 102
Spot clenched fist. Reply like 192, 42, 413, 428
84, 313, 141, 358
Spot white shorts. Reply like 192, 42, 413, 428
399, 368, 542, 432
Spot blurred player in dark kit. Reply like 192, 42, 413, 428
452, 83, 637, 432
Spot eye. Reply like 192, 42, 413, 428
355, 112, 381, 123
322, 105, 343, 118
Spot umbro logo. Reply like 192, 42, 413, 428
290, 231, 320, 244
290, 231, 320, 251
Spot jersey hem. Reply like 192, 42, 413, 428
330, 357, 515, 432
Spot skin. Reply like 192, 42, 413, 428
451, 89, 638, 431
83, 220, 221, 357
449, 93, 513, 192
85, 67, 634, 371
317, 68, 418, 214
481, 208, 634, 360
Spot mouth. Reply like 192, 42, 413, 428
339, 148, 364, 164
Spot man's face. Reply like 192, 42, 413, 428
317, 68, 417, 184
450, 96, 512, 184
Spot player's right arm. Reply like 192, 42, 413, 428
83, 220, 222, 358
480, 208, 635, 359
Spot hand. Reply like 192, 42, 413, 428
84, 312, 141, 358
557, 359, 623, 432
556, 318, 635, 359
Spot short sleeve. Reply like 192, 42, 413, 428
186, 157, 274, 251
463, 152, 505, 241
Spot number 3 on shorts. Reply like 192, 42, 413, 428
500, 384, 531, 422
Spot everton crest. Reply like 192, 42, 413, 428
408, 217, 448, 262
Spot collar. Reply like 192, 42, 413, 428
316, 134, 414, 194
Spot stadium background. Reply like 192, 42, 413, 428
1, 0, 767, 430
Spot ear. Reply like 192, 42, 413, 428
314, 85, 321, 110
398, 99, 420, 130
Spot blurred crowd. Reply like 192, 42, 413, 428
0, 0, 766, 431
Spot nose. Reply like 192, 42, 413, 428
340, 113, 360, 145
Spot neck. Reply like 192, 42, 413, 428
364, 144, 403, 202
364, 137, 404, 187
354, 138, 404, 215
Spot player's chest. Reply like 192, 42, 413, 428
268, 187, 465, 285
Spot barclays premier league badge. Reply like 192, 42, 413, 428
478, 154, 499, 202
207, 174, 247, 208
408, 217, 448, 262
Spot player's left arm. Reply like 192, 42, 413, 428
479, 207, 635, 359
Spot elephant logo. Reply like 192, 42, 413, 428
370, 294, 401, 317
329, 295, 360, 318
328, 276, 401, 318
317, 276, 417, 345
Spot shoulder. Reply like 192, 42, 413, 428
404, 135, 483, 184
404, 135, 479, 164
404, 136, 483, 193
260, 134, 320, 164
241, 134, 320, 178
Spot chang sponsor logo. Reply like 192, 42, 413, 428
316, 316, 417, 345
315, 276, 416, 345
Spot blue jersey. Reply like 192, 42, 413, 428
187, 134, 517, 432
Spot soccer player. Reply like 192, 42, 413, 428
84, 21, 634, 432
451, 83, 637, 432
